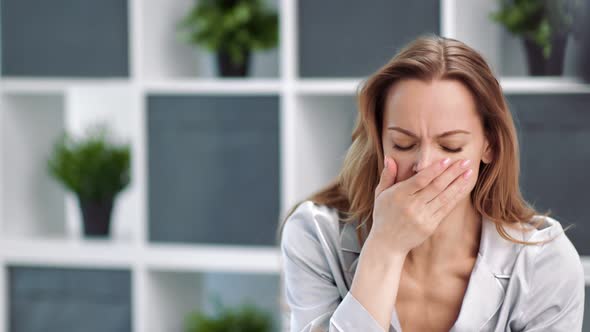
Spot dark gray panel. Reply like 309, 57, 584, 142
507, 93, 590, 254
297, 0, 440, 78
8, 266, 131, 332
148, 95, 280, 245
1, 0, 128, 77
200, 273, 280, 330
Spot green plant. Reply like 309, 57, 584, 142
176, 0, 279, 66
47, 124, 131, 202
489, 0, 585, 58
184, 297, 274, 332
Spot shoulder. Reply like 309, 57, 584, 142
280, 200, 342, 253
519, 215, 584, 302
524, 215, 582, 273
279, 200, 345, 282
512, 215, 585, 328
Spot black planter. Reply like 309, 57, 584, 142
522, 33, 569, 76
78, 196, 114, 237
216, 49, 251, 77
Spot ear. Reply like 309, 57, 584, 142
482, 137, 493, 164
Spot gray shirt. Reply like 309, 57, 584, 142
280, 200, 585, 331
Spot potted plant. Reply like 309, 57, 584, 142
184, 299, 274, 332
47, 125, 131, 237
490, 0, 585, 76
176, 0, 279, 77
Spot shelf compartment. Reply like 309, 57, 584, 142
147, 94, 280, 246
452, 0, 586, 78
507, 93, 590, 254
0, 0, 129, 77
297, 0, 440, 78
144, 269, 281, 331
7, 266, 131, 332
65, 86, 142, 242
290, 95, 356, 204
0, 93, 67, 239
139, 0, 279, 79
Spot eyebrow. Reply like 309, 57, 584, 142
387, 126, 471, 138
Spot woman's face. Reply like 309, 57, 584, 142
381, 78, 492, 192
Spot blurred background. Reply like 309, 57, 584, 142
0, 0, 589, 331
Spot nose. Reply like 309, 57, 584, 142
412, 146, 435, 174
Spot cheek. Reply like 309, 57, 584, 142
462, 161, 482, 193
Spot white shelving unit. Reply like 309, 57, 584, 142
1, 0, 589, 331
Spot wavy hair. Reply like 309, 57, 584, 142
279, 34, 563, 247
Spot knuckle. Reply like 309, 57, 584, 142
415, 176, 429, 188
431, 179, 446, 192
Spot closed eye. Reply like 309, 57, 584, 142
442, 146, 463, 153
393, 144, 463, 153
393, 144, 414, 151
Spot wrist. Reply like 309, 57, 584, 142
363, 233, 408, 265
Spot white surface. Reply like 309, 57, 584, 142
291, 95, 356, 205
144, 270, 203, 332
0, 94, 66, 238
0, 1, 589, 332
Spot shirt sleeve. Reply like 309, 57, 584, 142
280, 201, 393, 332
516, 232, 585, 331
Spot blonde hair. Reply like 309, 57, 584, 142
279, 34, 566, 247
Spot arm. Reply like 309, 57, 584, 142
280, 202, 398, 332
349, 234, 407, 331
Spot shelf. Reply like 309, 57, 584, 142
1, 1, 590, 331
500, 77, 590, 94
0, 78, 131, 94
142, 78, 282, 95
3, 77, 590, 96
0, 238, 136, 269
295, 79, 363, 95
0, 239, 280, 273
146, 244, 280, 273
292, 77, 590, 96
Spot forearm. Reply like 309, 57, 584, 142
349, 235, 407, 331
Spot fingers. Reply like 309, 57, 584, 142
398, 157, 452, 195
374, 156, 398, 199
414, 159, 472, 204
427, 167, 473, 219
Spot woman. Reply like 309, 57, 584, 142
279, 34, 585, 332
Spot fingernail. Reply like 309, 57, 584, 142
463, 169, 473, 179
384, 157, 389, 169
441, 158, 450, 166
460, 159, 471, 168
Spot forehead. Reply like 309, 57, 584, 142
383, 78, 481, 134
